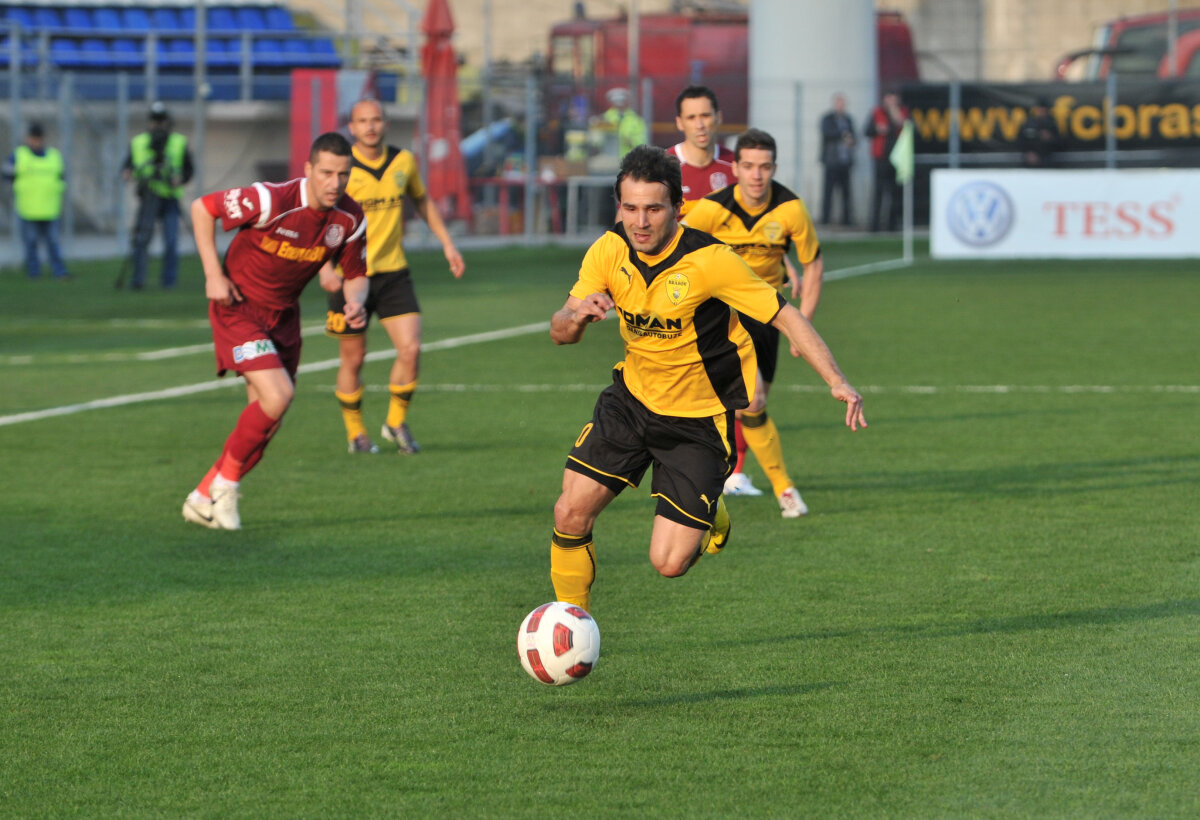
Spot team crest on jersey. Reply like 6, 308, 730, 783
763, 221, 784, 242
323, 224, 345, 248
392, 170, 408, 191
709, 171, 729, 190
665, 273, 690, 306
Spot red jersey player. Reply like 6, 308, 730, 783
670, 85, 736, 219
182, 132, 368, 531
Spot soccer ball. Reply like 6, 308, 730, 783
517, 602, 601, 686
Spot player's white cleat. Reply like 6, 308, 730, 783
777, 486, 809, 519
381, 422, 421, 454
210, 485, 242, 530
723, 471, 763, 496
182, 493, 219, 529
348, 433, 379, 454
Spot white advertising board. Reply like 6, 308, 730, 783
931, 169, 1200, 258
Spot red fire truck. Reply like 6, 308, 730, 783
547, 7, 919, 132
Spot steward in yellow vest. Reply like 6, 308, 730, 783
3, 122, 70, 279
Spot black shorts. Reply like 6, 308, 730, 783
566, 370, 735, 530
741, 312, 781, 384
325, 268, 420, 337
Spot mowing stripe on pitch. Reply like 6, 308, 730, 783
0, 322, 550, 427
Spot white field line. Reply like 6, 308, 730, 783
0, 322, 549, 428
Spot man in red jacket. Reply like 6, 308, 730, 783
864, 91, 908, 232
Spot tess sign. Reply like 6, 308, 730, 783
931, 169, 1200, 258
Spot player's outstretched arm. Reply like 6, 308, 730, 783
772, 303, 867, 431
551, 293, 614, 345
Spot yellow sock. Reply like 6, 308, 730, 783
550, 529, 596, 612
741, 410, 793, 497
386, 380, 418, 428
335, 386, 367, 441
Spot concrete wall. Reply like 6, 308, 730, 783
749, 0, 876, 220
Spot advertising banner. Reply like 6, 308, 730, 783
931, 169, 1200, 258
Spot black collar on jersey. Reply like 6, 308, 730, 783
610, 222, 723, 285
705, 181, 797, 231
352, 145, 402, 179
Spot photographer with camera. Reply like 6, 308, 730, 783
121, 101, 194, 290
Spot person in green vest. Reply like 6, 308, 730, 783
2, 122, 70, 280
121, 101, 194, 290
601, 87, 647, 159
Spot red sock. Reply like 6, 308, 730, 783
196, 457, 223, 498
733, 419, 748, 473
217, 402, 280, 482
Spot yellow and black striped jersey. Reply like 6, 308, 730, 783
685, 181, 820, 291
345, 144, 426, 275
569, 224, 786, 418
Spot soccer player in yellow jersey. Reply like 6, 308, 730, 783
686, 128, 823, 518
547, 145, 866, 613
322, 99, 465, 454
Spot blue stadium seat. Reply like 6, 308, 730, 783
207, 37, 240, 69
178, 7, 195, 30
110, 37, 143, 69
252, 37, 287, 68
63, 8, 94, 32
120, 8, 152, 34
5, 7, 35, 31
208, 7, 237, 33
235, 6, 267, 32
33, 7, 64, 31
79, 37, 114, 70
264, 7, 294, 32
281, 37, 314, 67
150, 7, 183, 32
49, 36, 84, 69
92, 7, 121, 32
160, 37, 195, 69
308, 39, 340, 68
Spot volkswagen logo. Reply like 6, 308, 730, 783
947, 181, 1014, 247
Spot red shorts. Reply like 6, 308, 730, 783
209, 300, 302, 378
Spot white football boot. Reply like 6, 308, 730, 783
777, 486, 809, 519
723, 471, 764, 497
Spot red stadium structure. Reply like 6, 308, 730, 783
420, 0, 471, 222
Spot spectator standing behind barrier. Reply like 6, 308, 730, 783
1019, 98, 1061, 168
864, 91, 908, 232
601, 87, 648, 159
121, 101, 194, 290
3, 123, 70, 280
819, 93, 856, 226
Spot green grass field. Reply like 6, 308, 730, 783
2, 240, 1198, 817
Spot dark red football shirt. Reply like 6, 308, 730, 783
672, 142, 736, 208
201, 177, 367, 311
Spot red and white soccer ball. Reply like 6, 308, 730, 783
517, 602, 601, 686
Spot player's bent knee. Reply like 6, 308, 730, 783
651, 554, 691, 578
553, 496, 595, 535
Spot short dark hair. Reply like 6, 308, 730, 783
734, 128, 777, 163
27, 122, 44, 139
309, 131, 352, 163
614, 145, 683, 208
675, 85, 719, 116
